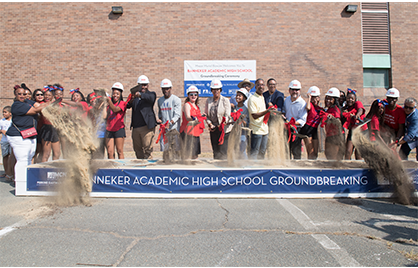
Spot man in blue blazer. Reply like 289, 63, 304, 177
128, 75, 157, 159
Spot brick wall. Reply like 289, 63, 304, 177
389, 2, 418, 102
0, 2, 416, 155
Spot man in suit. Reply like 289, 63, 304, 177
128, 75, 157, 159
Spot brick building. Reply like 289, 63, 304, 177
1, 2, 416, 154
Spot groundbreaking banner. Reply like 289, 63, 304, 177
184, 60, 256, 97
27, 167, 418, 194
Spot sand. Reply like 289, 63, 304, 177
352, 127, 417, 205
42, 98, 107, 206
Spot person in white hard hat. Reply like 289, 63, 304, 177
283, 80, 307, 160
382, 88, 405, 144
299, 86, 323, 160
247, 78, 275, 160
105, 82, 127, 159
263, 78, 284, 112
232, 88, 250, 158
156, 79, 181, 152
230, 78, 254, 109
179, 85, 205, 159
127, 75, 157, 159
205, 79, 234, 160
323, 87, 344, 160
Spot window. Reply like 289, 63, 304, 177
363, 68, 389, 88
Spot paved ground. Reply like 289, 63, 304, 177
0, 161, 417, 267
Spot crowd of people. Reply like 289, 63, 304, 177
1, 77, 417, 185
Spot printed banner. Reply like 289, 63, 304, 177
184, 60, 256, 97
26, 167, 418, 194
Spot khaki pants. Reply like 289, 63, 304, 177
132, 126, 156, 159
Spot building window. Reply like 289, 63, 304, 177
363, 68, 389, 88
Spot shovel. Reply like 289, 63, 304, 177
355, 118, 371, 129
270, 111, 309, 139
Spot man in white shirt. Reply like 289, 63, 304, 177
283, 80, 307, 159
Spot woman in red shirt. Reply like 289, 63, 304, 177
343, 88, 366, 160
323, 87, 344, 160
366, 99, 386, 144
180, 86, 205, 160
105, 83, 127, 159
300, 86, 323, 160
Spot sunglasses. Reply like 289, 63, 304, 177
404, 105, 415, 110
36, 94, 44, 96
189, 93, 198, 97
290, 88, 300, 91
17, 93, 27, 96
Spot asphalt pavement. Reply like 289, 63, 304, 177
0, 166, 417, 267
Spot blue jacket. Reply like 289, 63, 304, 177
404, 108, 418, 142
263, 90, 285, 112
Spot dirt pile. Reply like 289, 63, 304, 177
267, 111, 289, 165
352, 127, 417, 205
42, 100, 106, 206
162, 129, 181, 164
324, 117, 345, 161
227, 114, 245, 166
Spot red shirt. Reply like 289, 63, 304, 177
369, 115, 380, 142
325, 106, 341, 137
305, 104, 323, 128
384, 104, 405, 131
180, 102, 204, 137
106, 100, 127, 132
345, 101, 366, 130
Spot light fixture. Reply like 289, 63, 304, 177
112, 6, 123, 15
345, 5, 358, 13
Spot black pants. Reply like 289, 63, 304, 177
289, 136, 302, 159
210, 128, 229, 160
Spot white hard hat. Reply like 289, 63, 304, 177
236, 88, 249, 99
210, 79, 222, 89
160, 78, 172, 88
187, 85, 199, 95
386, 88, 400, 98
307, 86, 320, 96
289, 80, 301, 89
137, 75, 149, 84
112, 82, 124, 91
325, 87, 340, 98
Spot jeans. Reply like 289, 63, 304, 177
250, 133, 268, 159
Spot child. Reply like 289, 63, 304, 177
300, 86, 323, 159
233, 88, 250, 158
105, 82, 127, 159
0, 106, 14, 181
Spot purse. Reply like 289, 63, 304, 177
13, 119, 37, 139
